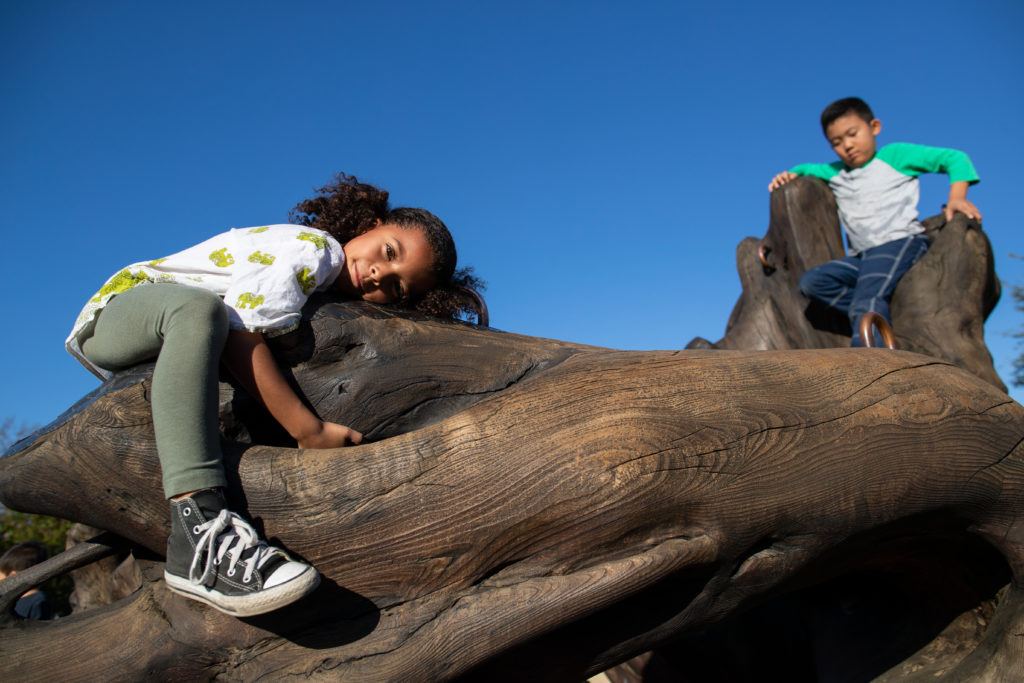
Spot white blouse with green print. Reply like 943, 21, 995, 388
66, 224, 345, 379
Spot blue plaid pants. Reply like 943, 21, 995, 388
799, 234, 929, 346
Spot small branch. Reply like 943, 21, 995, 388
0, 532, 124, 624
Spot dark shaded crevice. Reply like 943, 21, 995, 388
471, 558, 523, 588
363, 359, 550, 441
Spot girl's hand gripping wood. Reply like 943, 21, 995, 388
223, 330, 363, 449
295, 421, 362, 449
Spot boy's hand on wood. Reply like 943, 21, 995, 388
768, 171, 797, 192
944, 197, 982, 222
297, 421, 363, 449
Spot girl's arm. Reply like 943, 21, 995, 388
222, 330, 362, 449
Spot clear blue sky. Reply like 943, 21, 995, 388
2, 1, 1022, 432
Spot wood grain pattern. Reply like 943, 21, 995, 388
1, 300, 1022, 680
620, 176, 1013, 682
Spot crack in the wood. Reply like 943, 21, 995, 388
310, 339, 366, 360
609, 394, 896, 477
366, 361, 541, 439
965, 433, 1024, 487
607, 429, 723, 471
702, 393, 896, 451
839, 361, 950, 403
370, 377, 453, 401
977, 400, 1016, 415
610, 445, 739, 473
791, 393, 894, 431
652, 464, 743, 476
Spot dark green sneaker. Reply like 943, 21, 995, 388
164, 490, 319, 616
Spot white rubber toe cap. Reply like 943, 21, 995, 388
264, 560, 315, 589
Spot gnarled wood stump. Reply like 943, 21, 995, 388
615, 176, 1012, 682
1, 300, 1023, 681
687, 177, 1004, 392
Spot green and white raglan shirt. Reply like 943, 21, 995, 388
66, 224, 345, 379
790, 143, 979, 254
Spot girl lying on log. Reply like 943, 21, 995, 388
63, 174, 479, 617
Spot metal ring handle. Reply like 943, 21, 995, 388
757, 241, 775, 272
858, 312, 897, 350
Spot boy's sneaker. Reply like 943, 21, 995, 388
163, 489, 320, 617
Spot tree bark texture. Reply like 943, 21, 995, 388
615, 176, 1011, 681
65, 523, 142, 613
686, 177, 1004, 393
1, 298, 1023, 681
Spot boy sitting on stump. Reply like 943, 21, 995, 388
768, 97, 981, 345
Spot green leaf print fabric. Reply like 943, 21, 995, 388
66, 225, 345, 379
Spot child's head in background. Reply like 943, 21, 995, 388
0, 541, 47, 581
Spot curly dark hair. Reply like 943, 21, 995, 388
290, 173, 486, 322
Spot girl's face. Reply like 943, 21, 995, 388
338, 223, 436, 304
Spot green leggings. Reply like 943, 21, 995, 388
79, 284, 229, 498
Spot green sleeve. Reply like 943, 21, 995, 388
789, 162, 843, 181
876, 142, 979, 184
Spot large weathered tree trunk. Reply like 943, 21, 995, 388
608, 177, 1012, 681
1, 295, 1023, 680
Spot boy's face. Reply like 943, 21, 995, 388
825, 113, 882, 168
338, 223, 437, 304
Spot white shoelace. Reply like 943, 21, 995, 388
189, 510, 282, 587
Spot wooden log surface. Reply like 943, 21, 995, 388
707, 173, 849, 351
1, 302, 1023, 681
621, 176, 1010, 682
